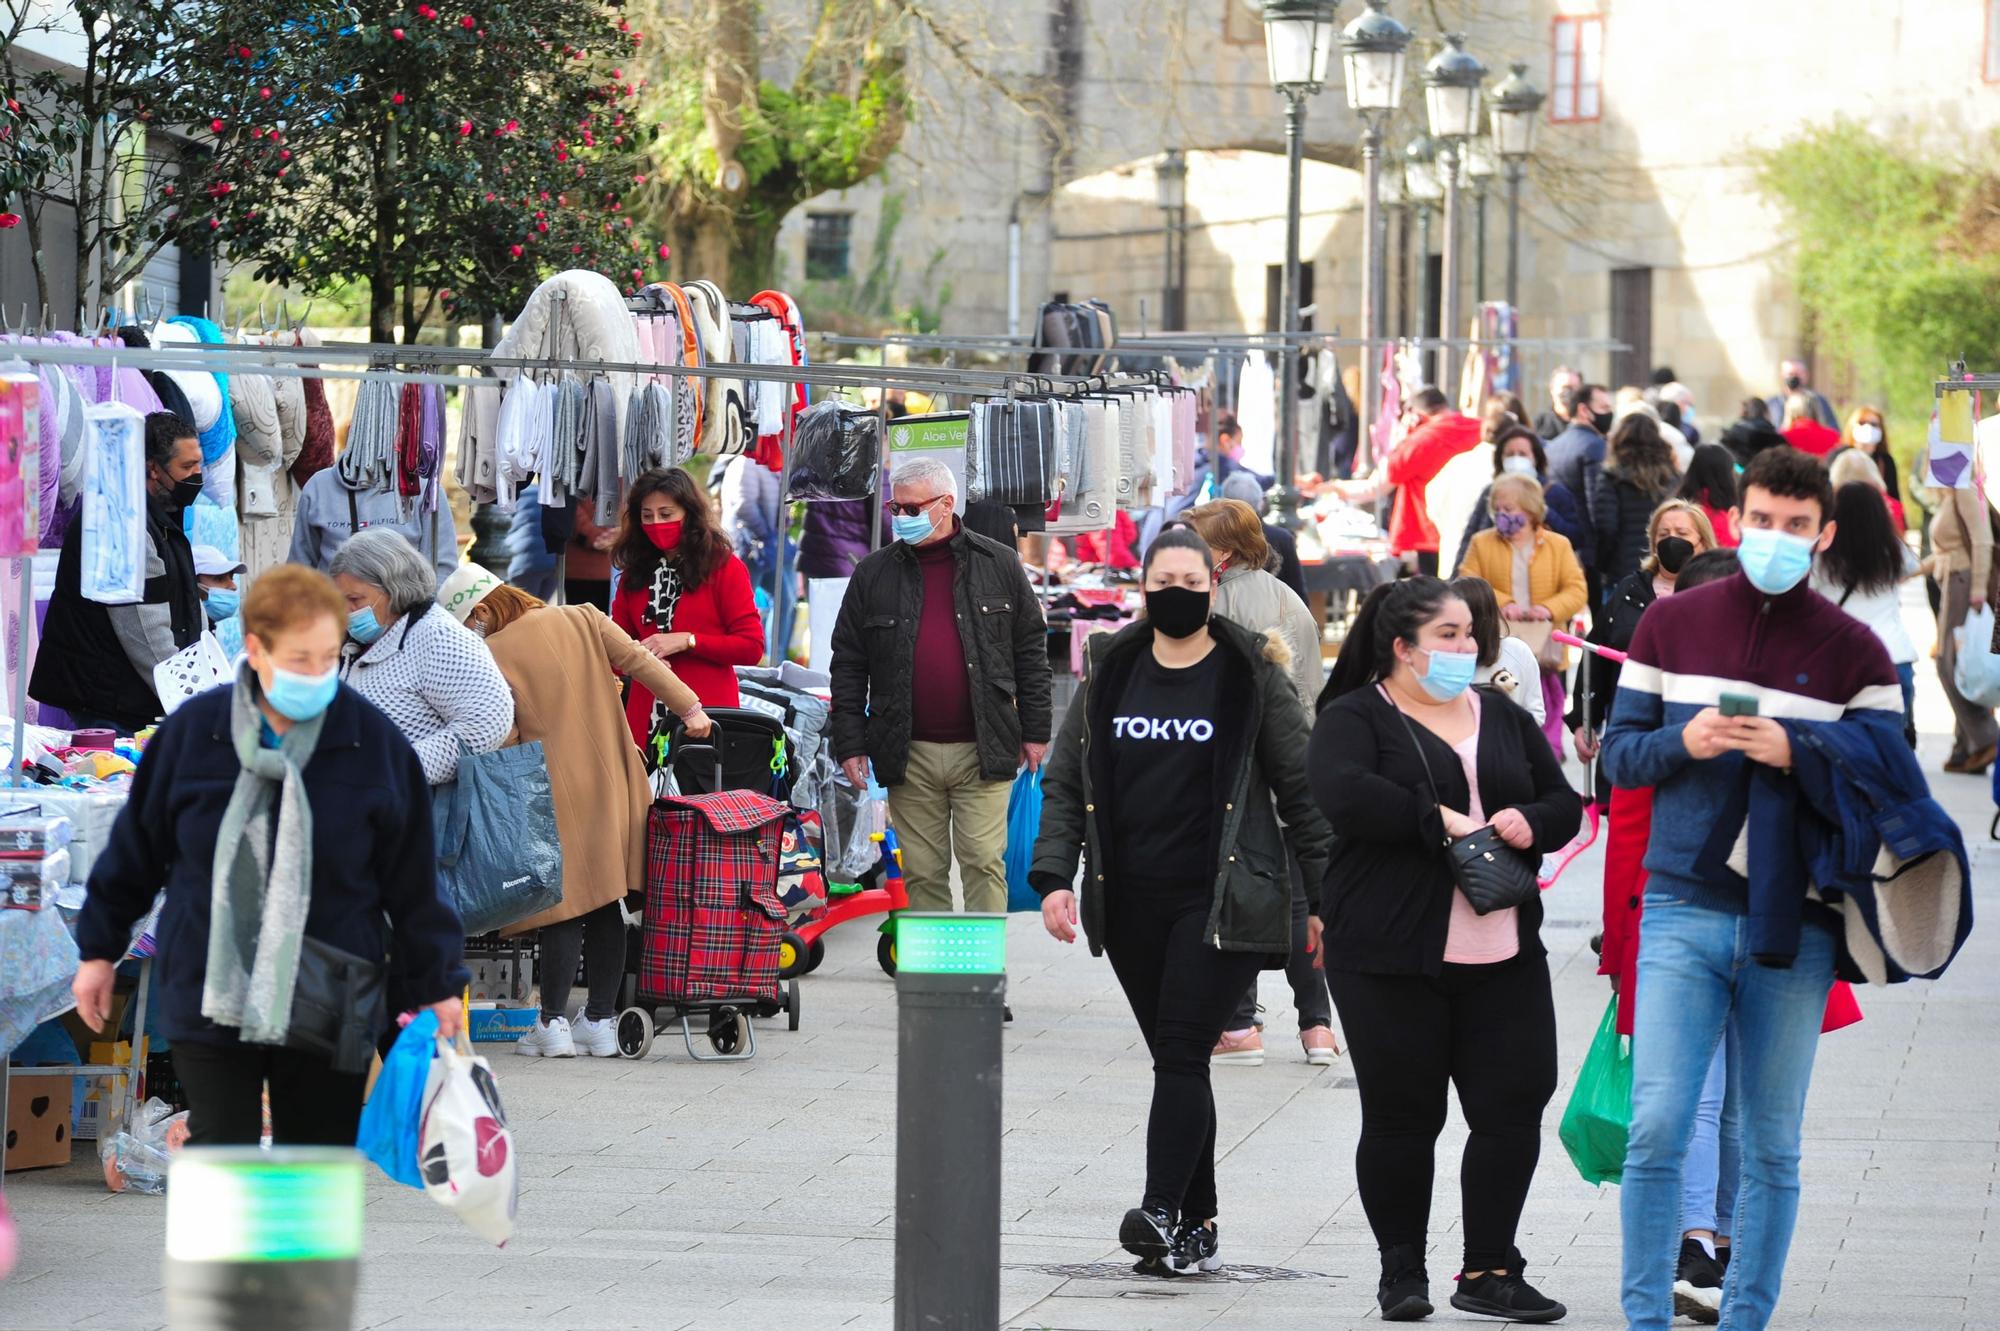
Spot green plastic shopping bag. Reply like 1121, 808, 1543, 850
1558, 997, 1633, 1186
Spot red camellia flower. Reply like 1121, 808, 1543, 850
555, 150, 568, 162
438, 289, 452, 300
460, 14, 474, 28
251, 127, 264, 139
571, 244, 582, 255
259, 87, 272, 99
0, 214, 19, 230
391, 92, 405, 105
280, 149, 291, 160
210, 118, 225, 133
459, 120, 473, 137
484, 191, 496, 202
536, 221, 548, 233
5, 98, 18, 113
237, 45, 252, 59
509, 243, 524, 258
392, 27, 405, 39
163, 184, 174, 196
657, 243, 670, 259
208, 218, 220, 230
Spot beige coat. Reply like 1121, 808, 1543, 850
486, 605, 700, 935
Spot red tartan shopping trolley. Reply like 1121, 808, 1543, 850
615, 771, 802, 1062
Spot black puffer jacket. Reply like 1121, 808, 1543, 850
1029, 616, 1334, 963
1589, 471, 1672, 588
1719, 414, 1785, 467
828, 523, 1052, 787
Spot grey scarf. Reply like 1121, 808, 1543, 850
201, 663, 326, 1045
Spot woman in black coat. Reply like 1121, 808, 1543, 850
1310, 577, 1582, 1325
1032, 528, 1333, 1277
72, 566, 468, 1148
1590, 411, 1682, 590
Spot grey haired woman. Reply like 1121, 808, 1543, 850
329, 528, 513, 785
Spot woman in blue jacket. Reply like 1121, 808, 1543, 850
72, 565, 468, 1148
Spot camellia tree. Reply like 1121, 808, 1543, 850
0, 1, 346, 329
223, 2, 661, 342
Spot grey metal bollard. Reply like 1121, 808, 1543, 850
164, 1146, 364, 1331
893, 913, 1006, 1331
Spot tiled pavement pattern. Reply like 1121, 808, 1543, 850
5, 595, 1997, 1330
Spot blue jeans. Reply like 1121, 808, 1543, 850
1620, 895, 1834, 1331
1896, 661, 1917, 748
1678, 1040, 1741, 1238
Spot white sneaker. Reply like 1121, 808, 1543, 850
516, 1015, 575, 1058
570, 1014, 619, 1058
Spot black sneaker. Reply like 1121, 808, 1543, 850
1163, 1220, 1221, 1275
1003, 1005, 1013, 1024
1450, 1253, 1566, 1324
1378, 1242, 1433, 1322
1118, 1206, 1176, 1261
1673, 1237, 1723, 1324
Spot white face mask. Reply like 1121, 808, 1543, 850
1501, 456, 1539, 477
1852, 423, 1882, 448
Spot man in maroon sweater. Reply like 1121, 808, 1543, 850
829, 458, 1053, 930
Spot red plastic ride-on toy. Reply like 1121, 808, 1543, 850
777, 824, 910, 979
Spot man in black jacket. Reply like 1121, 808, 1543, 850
33, 411, 205, 732
829, 457, 1053, 917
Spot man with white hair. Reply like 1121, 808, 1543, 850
828, 458, 1052, 968
1217, 471, 1307, 599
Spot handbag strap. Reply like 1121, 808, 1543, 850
1385, 693, 1453, 849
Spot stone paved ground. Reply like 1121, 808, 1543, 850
5, 591, 1998, 1330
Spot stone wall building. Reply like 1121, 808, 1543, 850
779, 0, 2000, 429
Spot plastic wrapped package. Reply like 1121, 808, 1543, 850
817, 766, 886, 883
786, 400, 881, 501
99, 1096, 191, 1194
0, 904, 78, 1057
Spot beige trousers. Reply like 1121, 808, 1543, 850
884, 740, 1012, 914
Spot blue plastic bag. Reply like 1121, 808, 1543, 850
1004, 768, 1044, 913
434, 740, 564, 936
357, 1010, 439, 1189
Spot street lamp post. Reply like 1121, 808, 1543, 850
1466, 141, 1495, 303
1156, 149, 1188, 330
1340, 0, 1411, 475
1491, 60, 1546, 316
1403, 134, 1443, 386
1258, 0, 1339, 524
1423, 32, 1487, 395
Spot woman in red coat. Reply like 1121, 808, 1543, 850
610, 467, 766, 747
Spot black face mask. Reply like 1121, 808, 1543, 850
1145, 586, 1211, 640
1783, 374, 1803, 391
1589, 410, 1614, 434
164, 473, 204, 510
1655, 536, 1695, 575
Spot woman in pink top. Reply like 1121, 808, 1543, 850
1310, 578, 1583, 1324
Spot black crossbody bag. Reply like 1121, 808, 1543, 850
1390, 704, 1540, 916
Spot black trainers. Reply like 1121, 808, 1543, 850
1163, 1220, 1221, 1275
1119, 1205, 1176, 1261
1450, 1252, 1566, 1324
1377, 1242, 1433, 1322
1673, 1237, 1724, 1324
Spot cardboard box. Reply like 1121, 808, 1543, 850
468, 1007, 538, 1043
74, 1039, 145, 1142
5, 1071, 74, 1171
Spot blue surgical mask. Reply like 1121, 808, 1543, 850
204, 589, 239, 622
1501, 456, 1539, 477
264, 665, 339, 722
348, 607, 385, 644
1416, 645, 1480, 702
892, 512, 937, 545
1737, 527, 1817, 596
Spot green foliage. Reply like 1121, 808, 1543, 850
1753, 120, 2000, 437
221, 1, 660, 339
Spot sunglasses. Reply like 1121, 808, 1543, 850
888, 494, 945, 518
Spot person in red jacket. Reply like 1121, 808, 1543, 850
1778, 393, 1841, 456
610, 467, 766, 746
1335, 387, 1482, 574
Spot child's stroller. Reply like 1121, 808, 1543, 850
615, 721, 802, 1061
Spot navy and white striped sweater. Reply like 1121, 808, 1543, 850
1600, 572, 1902, 918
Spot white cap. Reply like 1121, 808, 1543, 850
190, 545, 246, 578
437, 564, 504, 623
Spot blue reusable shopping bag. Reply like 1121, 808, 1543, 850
357, 1010, 439, 1189
1004, 768, 1044, 912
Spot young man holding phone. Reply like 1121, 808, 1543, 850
1601, 447, 1904, 1330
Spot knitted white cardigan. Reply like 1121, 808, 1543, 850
340, 605, 514, 785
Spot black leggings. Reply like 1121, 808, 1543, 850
1103, 878, 1265, 1222
1328, 954, 1558, 1272
172, 1040, 366, 1147
538, 901, 626, 1022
